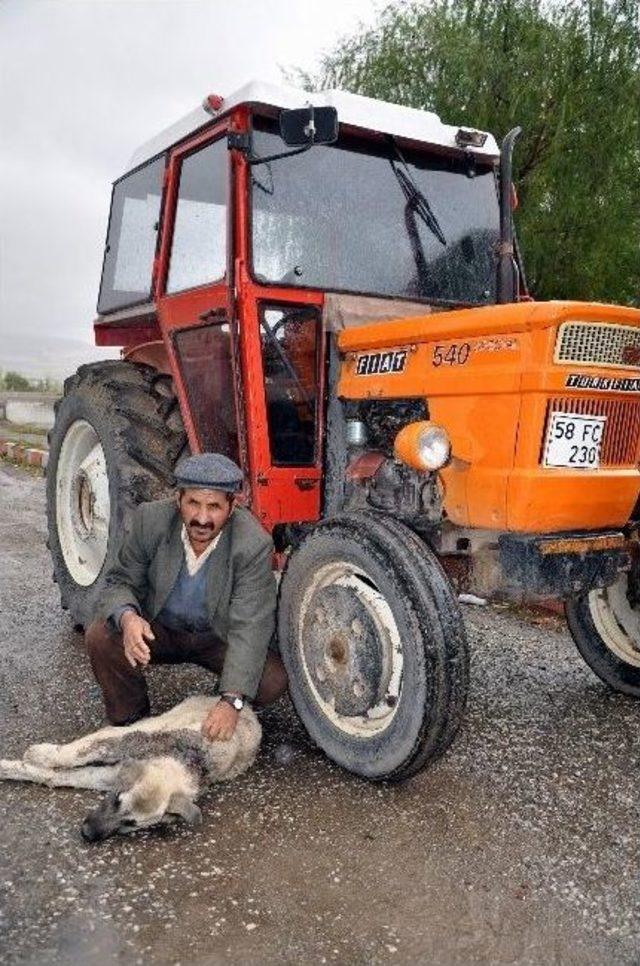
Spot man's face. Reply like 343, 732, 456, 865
177, 487, 234, 549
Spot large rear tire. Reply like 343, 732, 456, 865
46, 361, 187, 626
566, 572, 640, 697
277, 512, 469, 782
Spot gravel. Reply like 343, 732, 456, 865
1, 462, 639, 965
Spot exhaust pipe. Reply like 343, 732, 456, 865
498, 126, 522, 304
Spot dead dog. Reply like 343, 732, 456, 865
0, 696, 261, 841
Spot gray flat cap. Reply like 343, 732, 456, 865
174, 453, 244, 493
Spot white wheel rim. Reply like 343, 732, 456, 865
297, 561, 403, 737
55, 419, 111, 587
588, 574, 640, 667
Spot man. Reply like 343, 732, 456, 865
85, 453, 287, 742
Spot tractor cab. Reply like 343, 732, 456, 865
93, 80, 506, 532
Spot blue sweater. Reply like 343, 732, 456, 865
155, 558, 213, 633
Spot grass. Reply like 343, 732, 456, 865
0, 420, 48, 438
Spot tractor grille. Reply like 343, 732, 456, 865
546, 397, 640, 466
555, 322, 640, 370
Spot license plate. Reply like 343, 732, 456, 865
543, 412, 606, 468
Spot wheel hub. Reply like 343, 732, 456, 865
55, 420, 110, 587
589, 572, 640, 666
76, 471, 94, 535
302, 584, 390, 717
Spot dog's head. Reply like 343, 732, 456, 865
81, 757, 202, 842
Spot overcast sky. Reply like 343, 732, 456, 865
0, 0, 379, 372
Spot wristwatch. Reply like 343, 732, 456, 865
220, 693, 245, 711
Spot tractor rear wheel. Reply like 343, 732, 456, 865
277, 512, 469, 781
566, 572, 640, 696
46, 361, 187, 627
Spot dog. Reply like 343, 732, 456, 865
0, 696, 261, 841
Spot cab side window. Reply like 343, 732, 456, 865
166, 138, 227, 294
260, 305, 320, 466
173, 321, 240, 462
98, 155, 165, 314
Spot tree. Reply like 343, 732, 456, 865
3, 371, 31, 391
304, 0, 640, 305
33, 376, 62, 394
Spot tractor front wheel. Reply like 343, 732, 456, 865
278, 512, 469, 781
566, 572, 640, 697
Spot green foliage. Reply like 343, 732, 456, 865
305, 0, 639, 304
0, 371, 61, 393
2, 371, 31, 392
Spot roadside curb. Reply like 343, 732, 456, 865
0, 438, 48, 473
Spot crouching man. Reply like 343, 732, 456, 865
85, 453, 287, 741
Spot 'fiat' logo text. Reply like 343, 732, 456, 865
355, 350, 407, 376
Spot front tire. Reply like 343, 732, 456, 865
566, 573, 640, 696
278, 512, 469, 781
46, 361, 187, 626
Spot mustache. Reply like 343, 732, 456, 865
188, 521, 215, 531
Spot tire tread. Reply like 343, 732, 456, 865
46, 361, 187, 624
278, 511, 469, 782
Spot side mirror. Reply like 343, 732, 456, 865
280, 106, 338, 147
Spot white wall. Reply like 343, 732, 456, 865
0, 393, 57, 429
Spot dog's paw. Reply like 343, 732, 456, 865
0, 759, 22, 780
24, 743, 61, 767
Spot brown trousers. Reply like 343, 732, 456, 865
86, 620, 288, 725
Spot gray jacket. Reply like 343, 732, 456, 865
98, 499, 277, 699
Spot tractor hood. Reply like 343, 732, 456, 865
337, 300, 640, 354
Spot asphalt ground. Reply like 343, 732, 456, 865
0, 462, 639, 965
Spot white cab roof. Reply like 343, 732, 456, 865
126, 79, 499, 171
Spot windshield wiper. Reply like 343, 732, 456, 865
388, 137, 447, 247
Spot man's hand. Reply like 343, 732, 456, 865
202, 701, 239, 742
121, 611, 155, 668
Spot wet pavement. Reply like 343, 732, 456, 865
0, 462, 639, 965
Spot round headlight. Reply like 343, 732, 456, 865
416, 425, 451, 470
393, 421, 451, 472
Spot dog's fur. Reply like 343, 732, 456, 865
0, 696, 261, 841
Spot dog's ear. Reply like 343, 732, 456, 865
167, 793, 202, 825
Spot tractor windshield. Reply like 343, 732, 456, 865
250, 118, 500, 306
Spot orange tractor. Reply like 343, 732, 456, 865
46, 81, 640, 780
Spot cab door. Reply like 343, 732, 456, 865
156, 123, 245, 482
232, 137, 325, 531
236, 291, 325, 530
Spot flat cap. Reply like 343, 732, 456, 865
174, 453, 244, 493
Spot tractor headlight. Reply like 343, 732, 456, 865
394, 421, 451, 472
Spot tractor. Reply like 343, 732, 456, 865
46, 80, 640, 781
